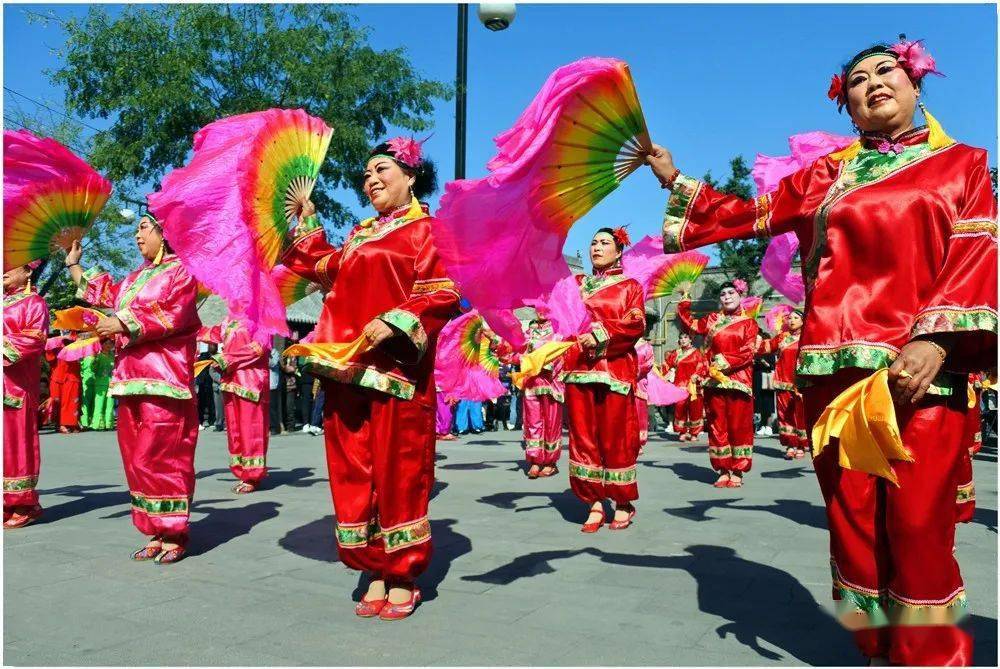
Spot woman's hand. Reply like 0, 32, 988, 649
300, 199, 316, 220
361, 319, 396, 348
644, 143, 677, 185
94, 315, 125, 339
65, 239, 83, 267
887, 339, 947, 404
577, 333, 598, 351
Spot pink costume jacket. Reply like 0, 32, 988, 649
522, 320, 565, 403
76, 253, 201, 399
3, 290, 49, 410
634, 340, 655, 401
205, 319, 269, 402
280, 202, 460, 405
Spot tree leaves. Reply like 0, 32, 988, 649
50, 5, 451, 230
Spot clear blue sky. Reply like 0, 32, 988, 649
4, 3, 997, 259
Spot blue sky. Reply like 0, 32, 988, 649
4, 3, 997, 259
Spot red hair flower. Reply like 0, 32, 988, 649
827, 74, 847, 109
612, 226, 631, 249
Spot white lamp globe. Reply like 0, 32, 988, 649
478, 3, 516, 31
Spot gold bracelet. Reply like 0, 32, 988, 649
925, 340, 948, 361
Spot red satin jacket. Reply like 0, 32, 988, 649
562, 267, 645, 395
757, 330, 801, 392
678, 302, 759, 396
663, 345, 708, 389
663, 128, 997, 395
280, 200, 459, 406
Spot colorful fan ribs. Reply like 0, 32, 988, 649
244, 111, 333, 269
272, 264, 320, 307
533, 61, 652, 231
3, 130, 112, 271
647, 251, 709, 298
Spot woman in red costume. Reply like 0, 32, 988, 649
757, 308, 807, 459
954, 372, 985, 524
677, 283, 759, 488
663, 331, 708, 441
563, 227, 645, 533
207, 317, 270, 494
3, 260, 48, 529
48, 349, 82, 433
634, 338, 654, 451
521, 315, 565, 478
646, 38, 996, 666
66, 214, 201, 564
281, 138, 458, 620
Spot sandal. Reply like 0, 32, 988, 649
526, 465, 541, 479
3, 506, 42, 530
727, 476, 744, 488
379, 586, 421, 621
538, 466, 558, 477
784, 448, 796, 460
581, 507, 605, 533
154, 545, 186, 564
712, 473, 731, 488
355, 594, 388, 618
232, 481, 256, 494
608, 503, 636, 530
131, 538, 163, 561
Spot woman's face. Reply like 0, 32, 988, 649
679, 333, 692, 348
787, 312, 803, 331
590, 232, 621, 271
719, 286, 741, 313
2, 266, 31, 293
364, 156, 415, 215
846, 55, 918, 134
135, 216, 164, 262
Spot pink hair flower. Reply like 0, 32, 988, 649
889, 39, 943, 81
386, 136, 424, 168
732, 278, 749, 295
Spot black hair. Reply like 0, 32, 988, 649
144, 215, 175, 255
719, 281, 738, 293
367, 142, 439, 200
594, 227, 624, 251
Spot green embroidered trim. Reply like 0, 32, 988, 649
562, 371, 631, 395
335, 522, 370, 547
911, 307, 998, 339
591, 322, 610, 358
580, 273, 630, 299
230, 455, 266, 469
603, 466, 637, 485
3, 393, 24, 409
778, 424, 797, 435
662, 174, 701, 252
344, 212, 422, 256
805, 143, 951, 283
711, 353, 729, 371
109, 378, 193, 400
524, 439, 545, 450
298, 215, 323, 234
796, 343, 958, 395
379, 308, 427, 358
75, 267, 108, 300
219, 382, 260, 403
383, 517, 431, 553
524, 386, 564, 402
956, 482, 975, 504
569, 461, 604, 483
773, 381, 797, 392
301, 357, 415, 400
708, 446, 732, 458
116, 307, 142, 340
543, 439, 562, 452
732, 446, 753, 458
704, 378, 752, 396
3, 476, 37, 492
131, 493, 188, 516
3, 292, 31, 308
212, 352, 228, 374
117, 260, 179, 311
884, 590, 969, 626
3, 338, 20, 364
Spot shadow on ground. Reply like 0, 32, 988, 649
641, 460, 718, 484
664, 498, 827, 530
37, 484, 128, 523
476, 488, 582, 524
461, 544, 857, 665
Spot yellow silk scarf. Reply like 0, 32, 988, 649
283, 335, 373, 369
511, 340, 575, 389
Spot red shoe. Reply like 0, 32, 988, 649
608, 504, 636, 530
526, 465, 540, 479
232, 481, 257, 494
379, 587, 421, 621
726, 476, 744, 488
3, 505, 42, 529
712, 474, 731, 488
538, 466, 558, 478
154, 545, 186, 564
131, 540, 163, 561
581, 509, 605, 533
355, 595, 388, 618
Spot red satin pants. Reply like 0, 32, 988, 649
673, 394, 704, 437
805, 370, 972, 666
565, 383, 639, 505
705, 389, 754, 473
776, 389, 808, 449
323, 383, 435, 582
223, 392, 269, 485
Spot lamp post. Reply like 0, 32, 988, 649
454, 3, 516, 180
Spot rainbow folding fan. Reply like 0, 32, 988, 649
436, 310, 506, 402
433, 58, 652, 345
3, 130, 112, 271
646, 251, 709, 299
272, 264, 320, 308
148, 108, 333, 346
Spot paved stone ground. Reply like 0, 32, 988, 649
4, 424, 997, 666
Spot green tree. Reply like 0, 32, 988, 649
40, 4, 451, 230
5, 107, 136, 309
700, 156, 772, 300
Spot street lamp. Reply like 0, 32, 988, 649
454, 3, 516, 180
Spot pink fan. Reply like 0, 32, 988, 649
148, 108, 333, 346
647, 368, 688, 406
45, 335, 70, 352
435, 310, 507, 402
754, 131, 854, 304
741, 296, 763, 319
765, 304, 795, 333
524, 273, 591, 338
57, 336, 102, 361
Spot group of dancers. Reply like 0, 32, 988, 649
3, 36, 996, 664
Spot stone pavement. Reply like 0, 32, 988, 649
3, 425, 997, 666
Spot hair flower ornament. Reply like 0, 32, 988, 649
385, 136, 425, 168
